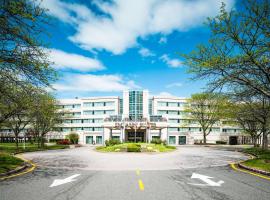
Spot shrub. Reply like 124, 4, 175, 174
127, 143, 141, 152
151, 138, 162, 144
67, 133, 79, 144
216, 140, 227, 145
105, 139, 121, 146
49, 139, 62, 143
56, 139, 70, 145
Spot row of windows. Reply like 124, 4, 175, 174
83, 101, 115, 107
168, 119, 198, 124
157, 110, 189, 116
157, 101, 187, 107
83, 110, 115, 115
58, 102, 115, 109
222, 129, 242, 133
62, 127, 103, 132
168, 127, 221, 132
63, 119, 103, 124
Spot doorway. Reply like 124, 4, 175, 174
178, 136, 186, 145
126, 131, 145, 142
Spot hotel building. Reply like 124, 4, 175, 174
45, 90, 249, 145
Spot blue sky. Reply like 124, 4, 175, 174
42, 0, 235, 99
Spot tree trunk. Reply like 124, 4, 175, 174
15, 135, 19, 150
203, 131, 207, 144
262, 132, 268, 150
252, 136, 257, 147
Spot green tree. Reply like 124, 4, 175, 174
67, 133, 79, 144
30, 93, 62, 148
185, 93, 229, 144
183, 0, 270, 98
4, 85, 38, 149
0, 0, 57, 93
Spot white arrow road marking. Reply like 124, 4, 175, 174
188, 173, 224, 187
50, 174, 81, 188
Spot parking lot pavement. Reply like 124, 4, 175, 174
0, 146, 269, 200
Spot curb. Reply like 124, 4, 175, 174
238, 162, 270, 176
0, 155, 36, 181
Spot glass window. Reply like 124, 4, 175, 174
73, 112, 81, 116
84, 111, 93, 115
168, 127, 178, 132
168, 102, 178, 107
62, 128, 71, 132
189, 127, 200, 132
169, 136, 176, 144
86, 136, 93, 144
179, 127, 189, 132
83, 119, 92, 123
64, 120, 72, 123
211, 128, 220, 132
73, 104, 81, 108
63, 105, 73, 109
157, 101, 167, 107
157, 110, 167, 115
105, 101, 114, 106
105, 110, 115, 115
94, 102, 104, 107
83, 127, 93, 131
71, 127, 82, 131
152, 136, 160, 140
169, 119, 179, 123
167, 111, 178, 115
83, 102, 93, 107
112, 136, 120, 141
72, 119, 81, 123
93, 118, 103, 123
94, 127, 103, 132
96, 136, 103, 144
94, 110, 104, 115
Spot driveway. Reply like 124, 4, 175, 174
22, 146, 248, 170
1, 146, 269, 200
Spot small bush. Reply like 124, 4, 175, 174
105, 139, 121, 146
216, 140, 227, 145
151, 138, 162, 144
67, 133, 79, 144
57, 139, 71, 145
49, 139, 62, 143
127, 143, 141, 152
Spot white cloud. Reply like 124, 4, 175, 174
42, 0, 234, 54
166, 82, 183, 88
53, 74, 140, 92
47, 48, 105, 72
138, 47, 155, 57
159, 37, 167, 44
160, 54, 183, 68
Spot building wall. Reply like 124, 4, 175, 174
2, 91, 246, 146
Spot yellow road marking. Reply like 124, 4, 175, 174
138, 179, 144, 191
0, 154, 36, 181
136, 169, 140, 176
230, 163, 270, 181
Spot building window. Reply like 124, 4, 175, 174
83, 127, 93, 131
167, 110, 178, 115
169, 136, 176, 144
73, 112, 81, 116
63, 105, 73, 109
62, 128, 71, 132
84, 111, 93, 115
83, 119, 92, 123
86, 136, 93, 144
168, 102, 178, 107
168, 119, 179, 123
105, 110, 115, 115
129, 91, 143, 120
112, 136, 120, 141
94, 102, 104, 107
73, 104, 81, 108
72, 119, 82, 124
157, 101, 167, 107
96, 136, 103, 144
94, 110, 104, 115
168, 127, 178, 132
71, 127, 82, 131
157, 110, 167, 115
83, 102, 93, 107
94, 127, 103, 132
105, 101, 115, 106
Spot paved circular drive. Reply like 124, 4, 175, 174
23, 146, 248, 171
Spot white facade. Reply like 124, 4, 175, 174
45, 90, 247, 145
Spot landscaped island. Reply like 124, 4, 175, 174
96, 139, 176, 153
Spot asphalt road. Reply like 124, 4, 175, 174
1, 146, 269, 200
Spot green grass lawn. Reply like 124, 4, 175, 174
0, 153, 24, 174
242, 148, 270, 172
0, 142, 69, 154
96, 143, 176, 153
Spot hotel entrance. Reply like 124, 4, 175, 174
126, 130, 146, 142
